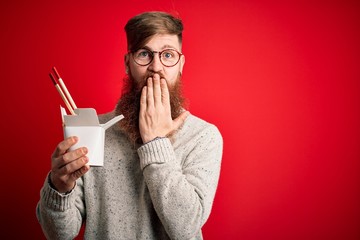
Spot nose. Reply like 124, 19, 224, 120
147, 52, 163, 72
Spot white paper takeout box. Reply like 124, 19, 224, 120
61, 107, 124, 166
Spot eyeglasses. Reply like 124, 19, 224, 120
131, 48, 183, 67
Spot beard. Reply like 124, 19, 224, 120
115, 71, 186, 147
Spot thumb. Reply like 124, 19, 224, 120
173, 111, 190, 129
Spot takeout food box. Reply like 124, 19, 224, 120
61, 107, 124, 166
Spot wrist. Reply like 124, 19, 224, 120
48, 172, 74, 194
143, 136, 166, 145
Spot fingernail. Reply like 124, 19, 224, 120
82, 147, 88, 154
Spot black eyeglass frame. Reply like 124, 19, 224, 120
130, 48, 183, 67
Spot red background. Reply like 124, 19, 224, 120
1, 0, 359, 239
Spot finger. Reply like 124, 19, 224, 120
140, 86, 147, 112
52, 136, 78, 158
160, 78, 170, 104
173, 111, 189, 129
53, 147, 88, 170
153, 74, 162, 106
70, 164, 91, 182
146, 77, 154, 107
58, 156, 89, 176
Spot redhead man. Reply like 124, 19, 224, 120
37, 11, 223, 240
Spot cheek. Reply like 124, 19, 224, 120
165, 67, 181, 83
130, 65, 146, 81
165, 71, 181, 88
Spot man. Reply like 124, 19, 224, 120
37, 11, 223, 240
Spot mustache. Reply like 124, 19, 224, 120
133, 72, 166, 91
144, 71, 166, 80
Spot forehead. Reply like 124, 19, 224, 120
144, 34, 181, 51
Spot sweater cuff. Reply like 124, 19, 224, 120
137, 137, 175, 170
40, 173, 75, 212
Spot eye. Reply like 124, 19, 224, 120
136, 49, 151, 59
162, 50, 175, 59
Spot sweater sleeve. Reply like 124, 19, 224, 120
36, 173, 85, 240
137, 124, 223, 240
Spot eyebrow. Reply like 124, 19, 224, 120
142, 44, 178, 51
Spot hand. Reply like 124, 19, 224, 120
139, 73, 189, 143
50, 136, 90, 193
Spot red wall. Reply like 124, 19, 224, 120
1, 0, 359, 239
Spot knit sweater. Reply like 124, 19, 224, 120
37, 111, 223, 240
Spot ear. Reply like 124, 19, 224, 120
124, 54, 130, 73
179, 54, 185, 74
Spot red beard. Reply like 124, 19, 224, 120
115, 73, 186, 147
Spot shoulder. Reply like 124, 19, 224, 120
185, 113, 221, 134
177, 113, 223, 145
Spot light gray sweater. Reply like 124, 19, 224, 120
37, 112, 223, 240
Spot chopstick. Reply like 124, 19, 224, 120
49, 67, 77, 115
52, 67, 77, 110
